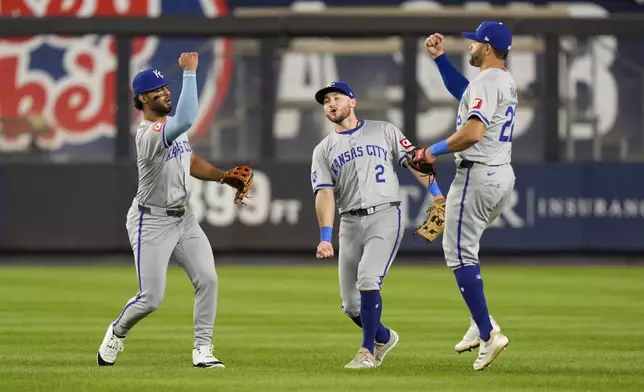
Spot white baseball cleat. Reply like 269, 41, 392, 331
193, 345, 225, 368
374, 328, 399, 366
97, 324, 124, 366
344, 347, 377, 369
473, 331, 509, 371
454, 316, 501, 353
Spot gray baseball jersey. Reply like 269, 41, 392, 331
443, 67, 518, 269
310, 119, 408, 317
455, 67, 517, 166
111, 118, 219, 349
310, 119, 412, 214
135, 118, 193, 209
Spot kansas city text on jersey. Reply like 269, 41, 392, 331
330, 145, 389, 176
165, 139, 193, 162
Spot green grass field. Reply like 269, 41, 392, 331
1, 263, 643, 392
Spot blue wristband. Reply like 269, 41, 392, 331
427, 181, 442, 197
320, 226, 333, 242
429, 140, 449, 156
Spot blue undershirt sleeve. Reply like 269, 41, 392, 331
433, 53, 470, 101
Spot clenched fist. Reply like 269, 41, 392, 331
316, 241, 334, 259
179, 52, 199, 71
424, 33, 446, 59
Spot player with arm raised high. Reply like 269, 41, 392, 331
311, 82, 444, 369
409, 21, 516, 371
96, 53, 253, 369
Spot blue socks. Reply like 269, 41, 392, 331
453, 264, 493, 342
359, 290, 389, 354
351, 313, 390, 346
375, 322, 390, 345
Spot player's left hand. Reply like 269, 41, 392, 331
316, 241, 334, 259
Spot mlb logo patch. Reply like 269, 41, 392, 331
471, 98, 483, 110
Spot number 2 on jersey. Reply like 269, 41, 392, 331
375, 164, 386, 183
499, 105, 516, 142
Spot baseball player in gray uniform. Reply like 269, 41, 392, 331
411, 21, 515, 370
97, 53, 237, 369
311, 81, 444, 369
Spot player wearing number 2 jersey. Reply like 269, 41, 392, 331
416, 21, 517, 371
311, 81, 444, 369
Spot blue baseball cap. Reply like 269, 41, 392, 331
315, 81, 356, 104
132, 68, 168, 95
462, 21, 512, 52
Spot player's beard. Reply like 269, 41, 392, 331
326, 106, 351, 124
150, 99, 172, 115
469, 49, 484, 67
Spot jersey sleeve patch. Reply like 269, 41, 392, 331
310, 144, 335, 194
399, 137, 413, 150
151, 121, 170, 148
471, 97, 483, 110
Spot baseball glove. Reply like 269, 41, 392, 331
415, 196, 446, 242
405, 147, 437, 178
220, 164, 254, 205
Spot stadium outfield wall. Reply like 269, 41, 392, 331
2, 162, 643, 254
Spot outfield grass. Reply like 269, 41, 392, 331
0, 263, 643, 391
